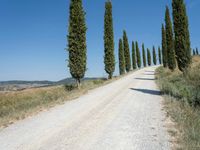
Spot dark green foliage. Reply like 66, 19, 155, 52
165, 6, 176, 71
104, 0, 115, 79
142, 43, 147, 67
147, 48, 151, 66
136, 41, 141, 68
196, 48, 199, 55
132, 41, 137, 69
153, 46, 157, 65
118, 39, 125, 75
158, 46, 162, 64
123, 30, 131, 72
162, 24, 168, 67
193, 49, 196, 56
172, 0, 191, 72
68, 0, 87, 87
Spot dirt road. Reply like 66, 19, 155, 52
0, 66, 170, 150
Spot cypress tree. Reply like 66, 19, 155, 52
136, 41, 141, 68
196, 48, 199, 55
147, 48, 151, 66
132, 41, 137, 69
68, 0, 87, 88
118, 39, 125, 75
193, 49, 196, 56
165, 6, 176, 71
153, 46, 157, 65
158, 46, 162, 64
123, 30, 131, 72
162, 24, 168, 67
104, 0, 115, 79
172, 0, 191, 72
142, 43, 147, 67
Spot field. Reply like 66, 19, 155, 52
156, 56, 200, 150
0, 79, 106, 128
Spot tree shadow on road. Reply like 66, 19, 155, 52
130, 88, 161, 96
134, 78, 155, 81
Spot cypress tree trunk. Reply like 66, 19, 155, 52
165, 6, 176, 71
158, 46, 162, 64
147, 48, 151, 66
118, 39, 125, 75
123, 30, 131, 72
153, 46, 157, 65
136, 41, 141, 68
142, 43, 147, 67
68, 0, 87, 88
172, 0, 191, 72
132, 41, 137, 69
162, 24, 168, 67
104, 0, 115, 79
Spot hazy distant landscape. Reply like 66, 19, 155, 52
0, 77, 104, 92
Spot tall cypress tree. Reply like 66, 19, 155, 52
142, 43, 147, 67
132, 41, 137, 69
162, 24, 168, 67
153, 46, 157, 65
193, 49, 196, 56
104, 0, 115, 79
68, 0, 87, 88
172, 0, 191, 72
165, 6, 176, 71
123, 30, 131, 72
158, 46, 162, 64
118, 39, 125, 75
136, 41, 141, 68
196, 48, 199, 55
147, 48, 151, 66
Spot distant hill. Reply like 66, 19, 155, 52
0, 77, 105, 92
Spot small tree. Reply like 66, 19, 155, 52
162, 24, 168, 67
147, 48, 151, 66
153, 46, 157, 65
104, 0, 115, 79
142, 43, 147, 67
118, 39, 125, 75
165, 6, 176, 71
123, 30, 131, 72
196, 48, 199, 55
158, 46, 162, 64
132, 41, 137, 69
136, 41, 141, 68
68, 0, 87, 88
193, 49, 196, 56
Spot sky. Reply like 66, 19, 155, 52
0, 0, 199, 81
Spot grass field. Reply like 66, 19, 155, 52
156, 56, 200, 150
0, 79, 106, 128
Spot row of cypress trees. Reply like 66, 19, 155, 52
162, 0, 191, 72
118, 36, 162, 75
67, 0, 164, 87
193, 48, 199, 56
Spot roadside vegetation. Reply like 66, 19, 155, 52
0, 79, 106, 127
156, 56, 200, 150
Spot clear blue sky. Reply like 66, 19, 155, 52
0, 0, 199, 81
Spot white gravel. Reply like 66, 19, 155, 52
0, 66, 170, 150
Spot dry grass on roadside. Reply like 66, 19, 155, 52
0, 79, 106, 128
156, 56, 200, 150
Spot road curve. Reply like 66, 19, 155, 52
0, 66, 170, 150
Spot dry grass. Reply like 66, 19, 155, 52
156, 56, 200, 150
0, 79, 107, 128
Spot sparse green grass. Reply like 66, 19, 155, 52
156, 56, 200, 150
0, 79, 106, 128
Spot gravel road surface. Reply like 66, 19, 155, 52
0, 66, 170, 150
